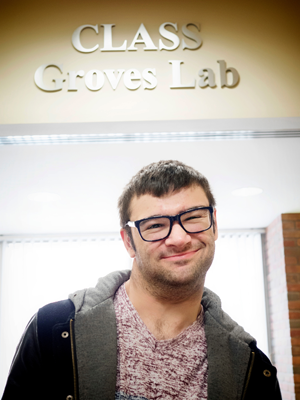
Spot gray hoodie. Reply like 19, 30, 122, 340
69, 269, 255, 400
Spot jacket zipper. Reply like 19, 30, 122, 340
70, 319, 78, 400
241, 351, 255, 400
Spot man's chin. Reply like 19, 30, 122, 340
153, 266, 204, 288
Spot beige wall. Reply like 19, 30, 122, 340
1, 0, 299, 125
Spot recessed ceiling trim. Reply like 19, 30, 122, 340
0, 129, 300, 145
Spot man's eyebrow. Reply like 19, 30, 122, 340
142, 205, 210, 219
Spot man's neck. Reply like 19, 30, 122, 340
124, 275, 204, 341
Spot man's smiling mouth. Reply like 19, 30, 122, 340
161, 249, 200, 261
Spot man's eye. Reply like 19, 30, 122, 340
147, 223, 163, 230
185, 215, 203, 222
185, 211, 208, 221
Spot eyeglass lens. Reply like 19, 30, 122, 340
139, 208, 211, 241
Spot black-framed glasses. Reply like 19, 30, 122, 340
126, 206, 214, 242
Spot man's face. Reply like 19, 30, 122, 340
121, 185, 218, 295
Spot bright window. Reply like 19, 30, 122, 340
205, 231, 269, 357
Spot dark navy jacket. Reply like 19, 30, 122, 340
2, 270, 281, 400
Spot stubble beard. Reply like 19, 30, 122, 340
134, 243, 216, 302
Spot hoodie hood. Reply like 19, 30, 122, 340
69, 269, 254, 346
69, 269, 131, 313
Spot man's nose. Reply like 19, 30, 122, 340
164, 221, 191, 247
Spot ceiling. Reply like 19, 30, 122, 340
0, 136, 299, 236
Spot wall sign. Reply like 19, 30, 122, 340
34, 23, 240, 92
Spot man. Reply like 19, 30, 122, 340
2, 160, 281, 400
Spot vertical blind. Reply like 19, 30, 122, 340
0, 231, 268, 396
205, 231, 269, 357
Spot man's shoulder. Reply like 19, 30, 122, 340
202, 288, 281, 399
37, 299, 76, 359
35, 269, 131, 339
38, 299, 75, 328
244, 342, 281, 400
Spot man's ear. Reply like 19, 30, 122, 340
120, 228, 136, 258
213, 208, 218, 241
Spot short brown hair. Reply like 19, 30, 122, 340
118, 160, 216, 229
